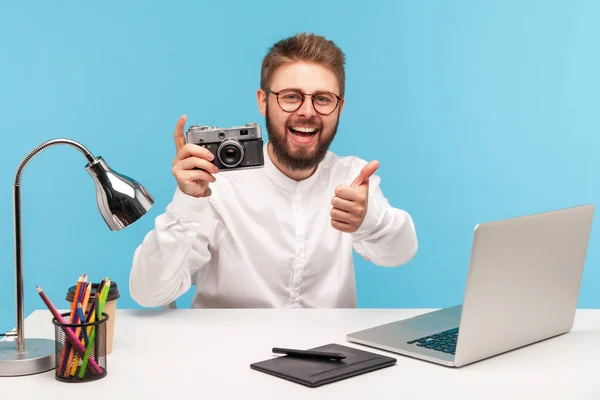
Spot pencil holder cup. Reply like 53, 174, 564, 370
52, 312, 108, 382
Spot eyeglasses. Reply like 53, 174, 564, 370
265, 88, 343, 115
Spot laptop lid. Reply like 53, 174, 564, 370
453, 204, 594, 367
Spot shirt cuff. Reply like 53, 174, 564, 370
351, 196, 384, 240
166, 186, 210, 223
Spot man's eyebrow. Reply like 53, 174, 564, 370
278, 87, 338, 94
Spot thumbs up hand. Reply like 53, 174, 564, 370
330, 160, 380, 233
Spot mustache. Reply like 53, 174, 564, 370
286, 119, 321, 129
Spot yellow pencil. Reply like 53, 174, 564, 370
79, 278, 111, 377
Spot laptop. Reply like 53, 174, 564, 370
346, 204, 595, 367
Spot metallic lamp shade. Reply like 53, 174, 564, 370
86, 156, 154, 230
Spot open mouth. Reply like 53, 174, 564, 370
289, 126, 319, 144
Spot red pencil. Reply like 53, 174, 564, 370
36, 286, 103, 375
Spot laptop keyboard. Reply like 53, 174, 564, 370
407, 327, 459, 355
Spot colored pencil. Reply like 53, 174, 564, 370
63, 280, 91, 377
58, 275, 82, 374
80, 284, 92, 345
36, 286, 103, 375
60, 278, 88, 377
81, 283, 92, 316
78, 278, 110, 378
67, 282, 93, 377
69, 280, 100, 376
76, 303, 88, 343
71, 278, 107, 377
85, 279, 106, 324
66, 282, 91, 376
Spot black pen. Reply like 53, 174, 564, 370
272, 347, 346, 360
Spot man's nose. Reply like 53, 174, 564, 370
295, 96, 317, 118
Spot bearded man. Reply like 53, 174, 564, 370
129, 32, 418, 309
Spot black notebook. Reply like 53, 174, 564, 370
250, 343, 397, 387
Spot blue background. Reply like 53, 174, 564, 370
1, 0, 599, 334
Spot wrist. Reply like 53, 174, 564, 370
167, 186, 211, 223
352, 197, 384, 239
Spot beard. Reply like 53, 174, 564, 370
265, 103, 339, 171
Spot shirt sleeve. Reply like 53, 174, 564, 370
129, 186, 225, 307
350, 160, 418, 267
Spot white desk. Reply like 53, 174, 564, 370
3, 308, 600, 399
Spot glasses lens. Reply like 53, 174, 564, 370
313, 92, 338, 114
277, 89, 303, 112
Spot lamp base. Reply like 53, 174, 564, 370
0, 338, 55, 376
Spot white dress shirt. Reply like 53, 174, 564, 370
129, 143, 418, 308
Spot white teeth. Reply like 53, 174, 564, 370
291, 126, 317, 133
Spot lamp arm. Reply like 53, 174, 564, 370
14, 138, 96, 185
13, 138, 97, 351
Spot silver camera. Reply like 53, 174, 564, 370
185, 123, 264, 170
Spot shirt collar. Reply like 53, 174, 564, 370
263, 142, 322, 194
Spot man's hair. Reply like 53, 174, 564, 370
260, 32, 346, 97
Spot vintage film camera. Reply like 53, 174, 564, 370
185, 123, 264, 171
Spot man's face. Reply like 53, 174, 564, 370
258, 61, 344, 171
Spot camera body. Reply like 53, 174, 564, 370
185, 123, 264, 171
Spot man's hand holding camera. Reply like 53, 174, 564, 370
330, 160, 380, 233
172, 115, 220, 198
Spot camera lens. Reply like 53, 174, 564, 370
221, 145, 242, 166
217, 140, 244, 168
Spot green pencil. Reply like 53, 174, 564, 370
78, 278, 111, 378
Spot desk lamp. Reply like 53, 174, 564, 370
0, 138, 154, 376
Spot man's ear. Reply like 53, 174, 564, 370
257, 89, 267, 117
338, 97, 345, 117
